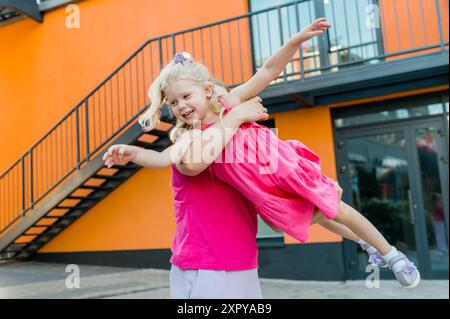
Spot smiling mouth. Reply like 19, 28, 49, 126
182, 110, 194, 118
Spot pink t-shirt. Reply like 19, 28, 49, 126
170, 165, 259, 270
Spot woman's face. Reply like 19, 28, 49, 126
164, 79, 214, 125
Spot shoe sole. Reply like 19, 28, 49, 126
404, 271, 421, 289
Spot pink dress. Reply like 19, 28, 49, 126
170, 165, 259, 270
204, 97, 340, 243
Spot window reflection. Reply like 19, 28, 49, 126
249, 0, 383, 79
325, 0, 382, 69
347, 132, 418, 268
335, 102, 445, 128
415, 128, 449, 270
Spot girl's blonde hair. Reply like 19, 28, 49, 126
138, 52, 225, 142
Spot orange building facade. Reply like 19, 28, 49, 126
0, 0, 448, 280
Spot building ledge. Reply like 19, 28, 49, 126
262, 51, 449, 111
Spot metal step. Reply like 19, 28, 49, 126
146, 129, 168, 138
78, 185, 114, 191
61, 212, 84, 221
20, 244, 40, 254
5, 243, 29, 252
92, 174, 124, 181
146, 138, 170, 148
67, 195, 104, 201
27, 225, 49, 228
133, 140, 153, 148
111, 164, 139, 170
33, 237, 51, 245
0, 252, 16, 260
56, 205, 93, 210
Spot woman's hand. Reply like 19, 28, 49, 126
102, 144, 138, 168
228, 96, 269, 125
295, 18, 332, 43
333, 180, 343, 201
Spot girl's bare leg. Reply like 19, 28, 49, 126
311, 208, 360, 241
332, 201, 392, 255
311, 180, 361, 242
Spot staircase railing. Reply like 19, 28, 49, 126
1, 0, 448, 236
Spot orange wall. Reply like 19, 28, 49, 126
381, 0, 449, 59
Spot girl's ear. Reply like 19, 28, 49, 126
204, 81, 214, 98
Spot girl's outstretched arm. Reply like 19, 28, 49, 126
104, 98, 267, 173
103, 144, 173, 168
225, 18, 332, 105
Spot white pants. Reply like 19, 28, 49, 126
170, 264, 263, 299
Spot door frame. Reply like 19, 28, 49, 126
408, 118, 449, 277
335, 116, 449, 280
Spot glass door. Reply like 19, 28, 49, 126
408, 120, 449, 276
336, 118, 448, 279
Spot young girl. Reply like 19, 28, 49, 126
136, 17, 420, 288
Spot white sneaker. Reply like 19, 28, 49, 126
388, 251, 421, 288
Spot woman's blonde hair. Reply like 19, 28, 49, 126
138, 52, 225, 142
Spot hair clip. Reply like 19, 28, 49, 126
173, 52, 193, 64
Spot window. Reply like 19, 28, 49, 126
1, 0, 75, 25
324, 0, 383, 67
248, 0, 383, 80
37, 0, 75, 11
333, 93, 448, 129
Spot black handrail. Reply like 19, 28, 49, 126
0, 0, 448, 236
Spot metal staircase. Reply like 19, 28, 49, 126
0, 120, 172, 261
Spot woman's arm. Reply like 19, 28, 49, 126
225, 18, 332, 105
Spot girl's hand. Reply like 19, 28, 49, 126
102, 144, 137, 168
295, 18, 332, 42
230, 96, 269, 124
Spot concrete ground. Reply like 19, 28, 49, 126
0, 261, 448, 299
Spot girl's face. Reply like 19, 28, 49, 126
164, 79, 215, 125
